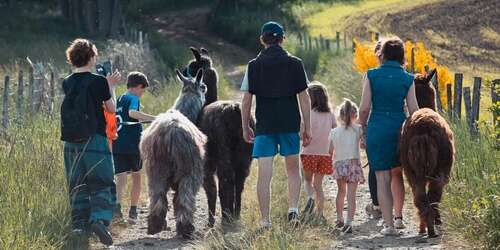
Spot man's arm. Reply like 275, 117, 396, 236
298, 90, 312, 146
129, 110, 156, 122
241, 92, 254, 143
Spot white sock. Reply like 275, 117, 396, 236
288, 207, 298, 214
345, 218, 352, 225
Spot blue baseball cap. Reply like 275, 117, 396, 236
261, 21, 285, 37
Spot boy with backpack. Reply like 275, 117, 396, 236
240, 21, 312, 228
112, 72, 156, 221
61, 39, 120, 246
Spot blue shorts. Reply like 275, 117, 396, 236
252, 133, 300, 158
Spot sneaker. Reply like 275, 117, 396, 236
129, 206, 138, 220
288, 211, 300, 227
341, 224, 353, 233
335, 220, 345, 229
302, 198, 315, 216
113, 204, 123, 219
90, 221, 113, 246
394, 217, 406, 229
380, 225, 399, 236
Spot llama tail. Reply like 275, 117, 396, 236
407, 133, 438, 180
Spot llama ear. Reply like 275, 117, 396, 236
200, 48, 209, 55
190, 47, 201, 61
175, 69, 187, 83
427, 68, 437, 84
195, 69, 203, 83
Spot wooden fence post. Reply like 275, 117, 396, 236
352, 39, 356, 53
319, 35, 324, 50
375, 32, 380, 41
336, 31, 340, 52
29, 66, 34, 112
17, 70, 24, 116
410, 47, 415, 73
36, 72, 44, 112
308, 35, 312, 51
325, 39, 330, 50
471, 77, 482, 135
463, 87, 473, 134
432, 70, 443, 112
314, 37, 319, 49
492, 79, 499, 127
3, 76, 9, 129
453, 73, 463, 119
344, 31, 347, 49
298, 33, 303, 46
446, 83, 453, 118
49, 71, 55, 114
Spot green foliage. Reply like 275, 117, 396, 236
442, 121, 500, 249
0, 115, 70, 250
0, 3, 78, 66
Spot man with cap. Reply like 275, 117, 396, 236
240, 21, 312, 228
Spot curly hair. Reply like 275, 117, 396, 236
66, 38, 97, 67
307, 81, 331, 113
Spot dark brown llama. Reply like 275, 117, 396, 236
183, 47, 254, 227
183, 47, 219, 106
400, 69, 455, 238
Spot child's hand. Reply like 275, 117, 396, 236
106, 70, 121, 87
360, 136, 366, 149
243, 126, 255, 144
301, 128, 312, 147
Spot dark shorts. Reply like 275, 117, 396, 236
113, 153, 142, 174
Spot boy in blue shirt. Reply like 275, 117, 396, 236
112, 72, 156, 221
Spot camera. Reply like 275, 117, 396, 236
96, 60, 112, 76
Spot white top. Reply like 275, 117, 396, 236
330, 124, 362, 162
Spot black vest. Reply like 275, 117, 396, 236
248, 45, 307, 98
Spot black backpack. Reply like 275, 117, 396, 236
60, 75, 97, 142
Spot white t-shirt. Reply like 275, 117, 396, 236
330, 124, 362, 162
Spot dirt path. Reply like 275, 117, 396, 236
91, 7, 249, 250
91, 6, 447, 250
324, 166, 444, 249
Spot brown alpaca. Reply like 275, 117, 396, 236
400, 69, 455, 238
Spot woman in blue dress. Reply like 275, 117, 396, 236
359, 37, 419, 236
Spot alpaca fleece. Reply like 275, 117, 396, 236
400, 69, 454, 238
198, 101, 254, 226
140, 69, 207, 238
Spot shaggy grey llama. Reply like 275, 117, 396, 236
140, 69, 207, 239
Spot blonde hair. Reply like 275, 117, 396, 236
338, 98, 358, 128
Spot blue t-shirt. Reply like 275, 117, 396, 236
112, 92, 141, 154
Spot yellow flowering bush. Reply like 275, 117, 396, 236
353, 39, 453, 109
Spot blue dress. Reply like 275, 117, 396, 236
366, 60, 414, 171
